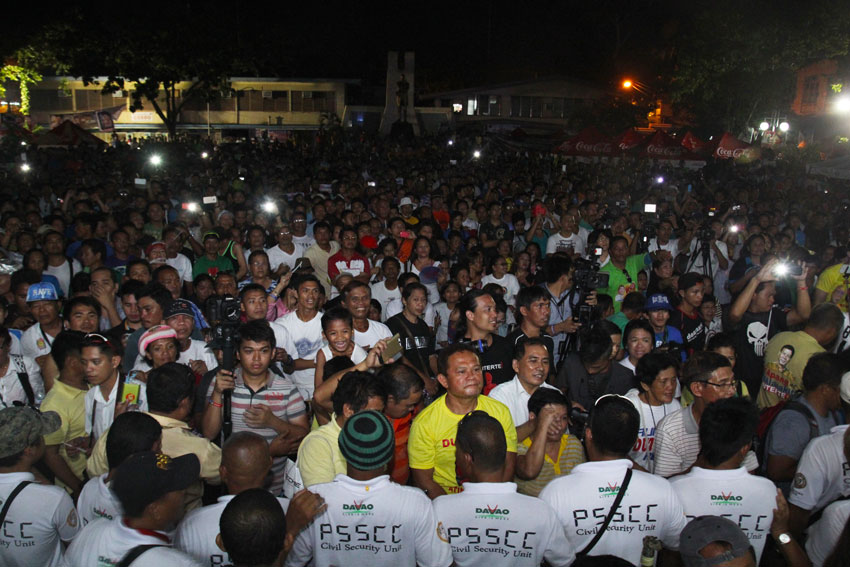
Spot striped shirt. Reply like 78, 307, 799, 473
206, 369, 306, 494
654, 404, 759, 478
515, 434, 585, 497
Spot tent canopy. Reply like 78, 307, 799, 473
35, 120, 106, 147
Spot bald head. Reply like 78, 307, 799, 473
221, 432, 272, 493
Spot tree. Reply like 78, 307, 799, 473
17, 8, 252, 139
0, 64, 42, 115
671, 0, 850, 134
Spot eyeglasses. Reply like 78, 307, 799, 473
699, 379, 739, 390
278, 230, 291, 235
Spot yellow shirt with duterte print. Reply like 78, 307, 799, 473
408, 394, 516, 494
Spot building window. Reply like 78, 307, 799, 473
510, 97, 520, 117
291, 91, 335, 113
29, 88, 74, 112
802, 76, 819, 106
466, 97, 477, 115
552, 98, 564, 118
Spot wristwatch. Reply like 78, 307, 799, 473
776, 533, 792, 545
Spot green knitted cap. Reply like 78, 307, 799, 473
338, 410, 395, 471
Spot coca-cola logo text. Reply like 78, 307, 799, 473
717, 147, 745, 158
647, 144, 683, 157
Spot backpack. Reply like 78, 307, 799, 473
754, 400, 818, 466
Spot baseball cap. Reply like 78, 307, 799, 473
398, 197, 414, 208
840, 371, 850, 404
145, 241, 166, 257
26, 282, 59, 303
111, 452, 200, 517
165, 299, 193, 320
338, 410, 395, 471
680, 516, 752, 567
645, 293, 673, 311
0, 406, 61, 459
139, 324, 178, 354
203, 231, 220, 242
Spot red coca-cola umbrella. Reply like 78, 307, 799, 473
639, 131, 687, 160
681, 131, 709, 154
554, 126, 608, 156
714, 132, 760, 161
610, 129, 648, 153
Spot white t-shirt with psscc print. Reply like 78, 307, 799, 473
176, 494, 289, 567
432, 481, 575, 567
806, 499, 850, 567
286, 474, 452, 567
0, 472, 80, 567
669, 466, 777, 563
76, 472, 123, 526
539, 459, 687, 566
65, 518, 202, 567
789, 425, 850, 514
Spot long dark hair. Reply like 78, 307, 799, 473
453, 289, 492, 340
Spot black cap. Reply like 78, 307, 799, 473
111, 452, 200, 517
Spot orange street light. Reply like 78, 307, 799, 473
622, 79, 633, 89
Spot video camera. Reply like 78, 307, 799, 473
207, 295, 241, 440
572, 254, 609, 326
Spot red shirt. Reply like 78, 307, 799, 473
327, 251, 370, 281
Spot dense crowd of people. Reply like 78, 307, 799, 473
0, 128, 849, 566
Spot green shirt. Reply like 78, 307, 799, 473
606, 310, 630, 333
193, 255, 233, 278
599, 254, 650, 312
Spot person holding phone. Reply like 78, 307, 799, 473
82, 333, 148, 443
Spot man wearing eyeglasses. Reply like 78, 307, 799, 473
267, 222, 300, 278
653, 352, 759, 478
290, 211, 315, 254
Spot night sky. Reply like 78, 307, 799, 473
4, 1, 681, 92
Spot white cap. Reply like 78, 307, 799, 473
398, 197, 414, 208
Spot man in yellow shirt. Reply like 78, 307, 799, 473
41, 331, 89, 499
86, 363, 221, 511
409, 343, 517, 497
813, 262, 850, 313
296, 371, 386, 487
